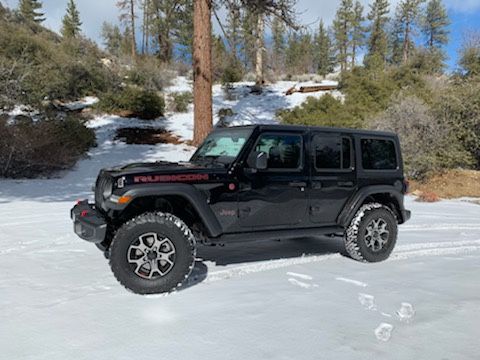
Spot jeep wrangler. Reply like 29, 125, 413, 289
71, 125, 411, 294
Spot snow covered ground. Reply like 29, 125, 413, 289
1, 79, 479, 359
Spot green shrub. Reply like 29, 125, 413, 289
0, 114, 96, 178
97, 87, 165, 119
0, 16, 119, 107
278, 66, 428, 130
124, 57, 174, 91
278, 94, 363, 129
371, 96, 474, 179
433, 78, 480, 168
169, 91, 193, 113
221, 59, 244, 85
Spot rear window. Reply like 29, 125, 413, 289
361, 139, 397, 170
314, 135, 352, 170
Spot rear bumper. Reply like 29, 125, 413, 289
402, 209, 412, 223
70, 201, 107, 244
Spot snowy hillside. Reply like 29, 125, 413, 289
1, 78, 479, 360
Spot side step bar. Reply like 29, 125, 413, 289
207, 226, 344, 245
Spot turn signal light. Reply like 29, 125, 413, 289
118, 195, 133, 204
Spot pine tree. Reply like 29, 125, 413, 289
61, 0, 82, 38
101, 22, 124, 56
459, 31, 480, 77
333, 0, 354, 72
350, 1, 365, 68
254, 13, 266, 86
117, 0, 137, 59
315, 20, 334, 77
365, 0, 390, 69
19, 0, 45, 23
225, 0, 242, 60
422, 0, 449, 48
285, 31, 314, 75
271, 16, 286, 74
241, 8, 257, 71
395, 0, 424, 64
389, 15, 404, 65
148, 0, 193, 63
192, 0, 296, 145
175, 0, 194, 61
193, 0, 212, 145
141, 0, 150, 54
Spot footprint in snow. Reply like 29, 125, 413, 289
287, 272, 318, 289
396, 302, 415, 323
335, 277, 368, 287
286, 272, 313, 281
358, 293, 377, 311
375, 323, 394, 342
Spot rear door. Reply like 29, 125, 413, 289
308, 132, 357, 225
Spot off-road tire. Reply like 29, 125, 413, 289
344, 203, 398, 263
109, 212, 196, 295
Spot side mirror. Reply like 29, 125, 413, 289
247, 151, 268, 170
255, 151, 268, 170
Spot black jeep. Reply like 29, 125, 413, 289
71, 125, 411, 294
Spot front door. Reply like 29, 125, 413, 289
309, 132, 357, 225
237, 132, 308, 230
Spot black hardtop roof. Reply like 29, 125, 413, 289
220, 124, 397, 138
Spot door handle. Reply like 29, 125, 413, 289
338, 181, 354, 188
312, 182, 322, 190
289, 182, 307, 188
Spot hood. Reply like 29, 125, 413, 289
102, 161, 229, 187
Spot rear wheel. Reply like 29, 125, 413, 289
344, 203, 398, 263
109, 212, 196, 295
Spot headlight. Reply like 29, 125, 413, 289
102, 178, 113, 199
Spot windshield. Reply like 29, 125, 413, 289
190, 128, 253, 167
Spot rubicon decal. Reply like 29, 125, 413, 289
133, 174, 210, 184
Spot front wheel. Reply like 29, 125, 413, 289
109, 212, 196, 295
344, 203, 398, 263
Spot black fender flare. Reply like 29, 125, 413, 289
109, 184, 223, 237
338, 185, 408, 227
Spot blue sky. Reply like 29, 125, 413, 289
2, 0, 479, 69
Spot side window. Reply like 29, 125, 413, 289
361, 139, 397, 170
314, 135, 352, 171
254, 133, 302, 170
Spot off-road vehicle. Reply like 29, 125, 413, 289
71, 125, 411, 294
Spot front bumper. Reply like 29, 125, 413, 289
70, 200, 107, 244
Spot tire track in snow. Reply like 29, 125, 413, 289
0, 218, 66, 227
203, 254, 342, 284
396, 239, 480, 251
401, 224, 480, 231
202, 240, 480, 284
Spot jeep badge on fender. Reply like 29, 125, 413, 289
71, 125, 411, 295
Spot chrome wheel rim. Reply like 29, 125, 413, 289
127, 233, 176, 279
365, 218, 390, 252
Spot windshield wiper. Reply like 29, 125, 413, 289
194, 156, 227, 168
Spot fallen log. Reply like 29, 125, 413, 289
286, 84, 338, 96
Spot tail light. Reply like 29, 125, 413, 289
403, 179, 410, 194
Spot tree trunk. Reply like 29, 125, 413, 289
193, 0, 213, 145
255, 14, 265, 87
352, 43, 356, 68
403, 21, 410, 64
130, 0, 137, 59
141, 1, 146, 54
145, 2, 149, 54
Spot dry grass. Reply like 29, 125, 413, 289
410, 170, 480, 199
